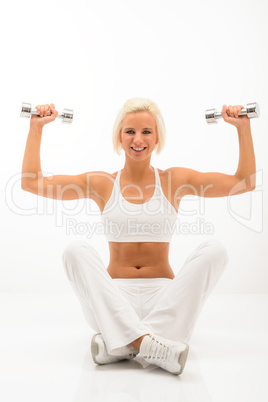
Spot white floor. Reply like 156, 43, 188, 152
1, 292, 268, 402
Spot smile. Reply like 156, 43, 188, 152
131, 147, 146, 153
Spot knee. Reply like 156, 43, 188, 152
62, 240, 86, 263
62, 240, 95, 282
62, 239, 97, 260
62, 240, 103, 285
200, 238, 229, 267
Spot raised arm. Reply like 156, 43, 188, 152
171, 104, 256, 199
21, 104, 56, 190
21, 103, 110, 204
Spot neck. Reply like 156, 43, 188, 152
122, 156, 153, 180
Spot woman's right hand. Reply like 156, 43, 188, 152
30, 103, 58, 128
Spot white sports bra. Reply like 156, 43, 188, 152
101, 166, 178, 242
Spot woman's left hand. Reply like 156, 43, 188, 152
221, 104, 250, 129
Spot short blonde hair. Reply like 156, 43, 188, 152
112, 97, 166, 155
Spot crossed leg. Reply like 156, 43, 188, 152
62, 239, 229, 355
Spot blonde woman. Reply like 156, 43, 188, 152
21, 97, 256, 375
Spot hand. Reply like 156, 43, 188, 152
30, 103, 58, 128
221, 104, 250, 129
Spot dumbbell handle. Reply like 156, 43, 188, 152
20, 102, 74, 124
205, 102, 260, 124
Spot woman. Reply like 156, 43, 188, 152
21, 97, 256, 375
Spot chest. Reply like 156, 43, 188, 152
119, 178, 156, 204
108, 170, 179, 214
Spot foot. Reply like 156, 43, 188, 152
91, 333, 138, 365
139, 333, 189, 375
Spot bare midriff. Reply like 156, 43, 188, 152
106, 241, 175, 279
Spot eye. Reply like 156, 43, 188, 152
125, 130, 151, 134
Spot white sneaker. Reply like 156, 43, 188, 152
139, 334, 189, 375
91, 333, 138, 365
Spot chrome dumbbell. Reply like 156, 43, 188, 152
205, 102, 260, 124
20, 102, 74, 124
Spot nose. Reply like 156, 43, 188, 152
132, 132, 144, 145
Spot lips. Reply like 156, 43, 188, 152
131, 147, 146, 153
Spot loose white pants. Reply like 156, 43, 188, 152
62, 239, 229, 356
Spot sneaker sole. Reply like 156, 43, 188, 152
176, 344, 189, 375
91, 333, 101, 365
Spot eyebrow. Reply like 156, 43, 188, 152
124, 127, 153, 130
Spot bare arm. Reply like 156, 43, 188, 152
21, 103, 57, 189
21, 124, 44, 188
21, 103, 109, 202
171, 104, 256, 199
234, 123, 256, 190
21, 122, 90, 200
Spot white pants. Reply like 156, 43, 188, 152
62, 239, 229, 356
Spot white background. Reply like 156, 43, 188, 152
1, 0, 267, 293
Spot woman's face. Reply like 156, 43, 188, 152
120, 111, 158, 160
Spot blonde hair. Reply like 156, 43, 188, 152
112, 97, 166, 155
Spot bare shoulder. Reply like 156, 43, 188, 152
84, 170, 118, 210
157, 166, 190, 185
84, 170, 116, 196
156, 166, 192, 204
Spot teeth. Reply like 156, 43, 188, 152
132, 147, 145, 151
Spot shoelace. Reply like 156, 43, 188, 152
145, 336, 171, 360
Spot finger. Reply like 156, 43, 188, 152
50, 104, 58, 116
44, 104, 50, 116
235, 105, 242, 118
221, 104, 228, 118
234, 105, 244, 118
50, 104, 58, 114
221, 104, 233, 122
40, 105, 45, 117
233, 106, 238, 118
225, 105, 236, 120
238, 105, 244, 117
228, 105, 234, 117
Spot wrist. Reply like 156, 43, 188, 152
29, 124, 43, 134
237, 122, 251, 135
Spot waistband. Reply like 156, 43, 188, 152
112, 278, 173, 284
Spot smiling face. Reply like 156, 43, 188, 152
119, 111, 158, 160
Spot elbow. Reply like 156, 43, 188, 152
21, 174, 31, 191
21, 179, 31, 192
21, 180, 27, 191
247, 183, 256, 192
247, 172, 256, 192
231, 174, 256, 195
